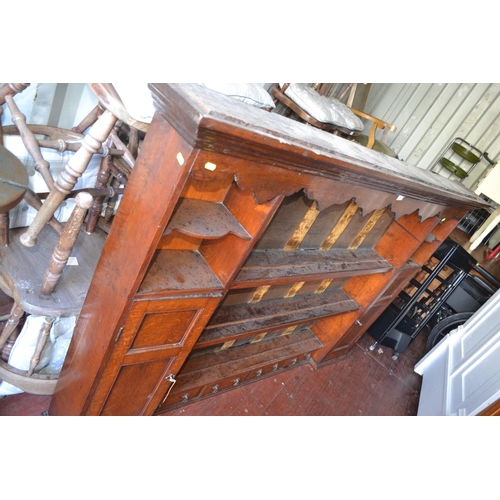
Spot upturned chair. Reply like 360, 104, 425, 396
0, 84, 122, 394
0, 82, 273, 394
0, 82, 155, 394
269, 83, 365, 138
270, 83, 398, 157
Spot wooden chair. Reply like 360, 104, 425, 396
0, 83, 150, 394
350, 108, 398, 158
269, 83, 365, 138
270, 83, 398, 157
0, 86, 118, 394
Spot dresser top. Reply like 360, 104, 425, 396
149, 83, 489, 211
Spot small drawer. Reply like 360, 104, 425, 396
246, 361, 281, 381
163, 385, 203, 407
199, 373, 246, 397
282, 352, 311, 369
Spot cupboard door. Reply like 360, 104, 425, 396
87, 295, 221, 415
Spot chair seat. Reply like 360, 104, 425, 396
282, 83, 364, 133
352, 134, 398, 158
0, 145, 28, 213
0, 226, 107, 316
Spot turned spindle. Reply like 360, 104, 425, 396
5, 94, 55, 191
41, 192, 94, 296
27, 317, 54, 376
0, 213, 9, 246
71, 104, 104, 134
85, 154, 113, 233
20, 110, 117, 248
0, 303, 24, 350
0, 83, 30, 106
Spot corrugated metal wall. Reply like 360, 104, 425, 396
364, 83, 500, 191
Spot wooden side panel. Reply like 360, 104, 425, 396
85, 295, 221, 416
100, 359, 173, 416
49, 117, 198, 416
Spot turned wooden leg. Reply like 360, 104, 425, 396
23, 189, 64, 234
0, 303, 24, 350
27, 316, 54, 376
41, 192, 94, 295
20, 110, 117, 248
104, 177, 122, 224
85, 145, 114, 234
5, 94, 55, 191
0, 212, 9, 246
0, 83, 30, 106
0, 107, 4, 146
128, 127, 140, 159
1, 325, 20, 362
71, 104, 103, 134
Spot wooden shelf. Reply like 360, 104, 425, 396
231, 248, 393, 289
197, 288, 358, 348
157, 328, 322, 412
137, 250, 223, 297
192, 321, 316, 354
164, 198, 251, 240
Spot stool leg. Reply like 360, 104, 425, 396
0, 212, 9, 246
1, 327, 20, 362
27, 317, 54, 376
85, 155, 112, 233
41, 192, 94, 295
0, 303, 24, 350
20, 110, 117, 248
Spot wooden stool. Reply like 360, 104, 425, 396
0, 193, 106, 394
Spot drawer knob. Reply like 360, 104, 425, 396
272, 363, 279, 372
181, 394, 189, 403
233, 378, 240, 387
291, 358, 298, 365
256, 369, 263, 377
212, 384, 219, 394
355, 320, 363, 326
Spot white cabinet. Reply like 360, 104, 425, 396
415, 289, 500, 416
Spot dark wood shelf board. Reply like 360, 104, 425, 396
169, 328, 322, 393
164, 198, 251, 240
137, 250, 223, 296
199, 288, 358, 346
232, 247, 393, 288
195, 320, 317, 351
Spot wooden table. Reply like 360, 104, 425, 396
48, 84, 489, 416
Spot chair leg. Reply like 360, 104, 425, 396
85, 154, 113, 234
1, 327, 20, 362
0, 212, 9, 246
41, 192, 94, 296
27, 316, 54, 376
0, 303, 24, 350
5, 94, 55, 191
104, 178, 122, 224
20, 109, 117, 248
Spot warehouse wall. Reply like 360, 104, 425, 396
364, 83, 500, 191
